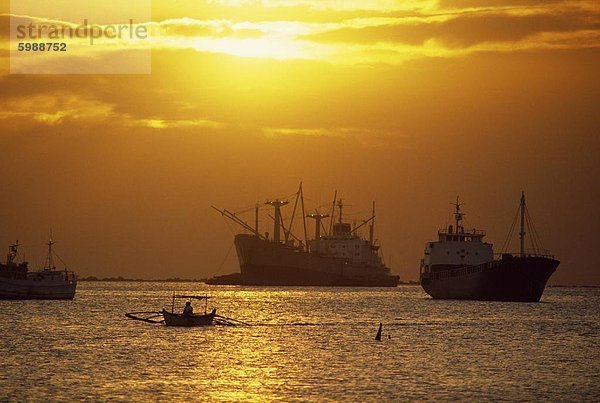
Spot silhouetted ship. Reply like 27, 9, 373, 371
0, 238, 77, 300
208, 184, 399, 287
420, 193, 559, 302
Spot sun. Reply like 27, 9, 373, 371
199, 36, 305, 60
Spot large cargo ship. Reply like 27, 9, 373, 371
419, 193, 559, 302
208, 184, 399, 287
0, 238, 77, 300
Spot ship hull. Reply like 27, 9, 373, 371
0, 278, 77, 300
209, 234, 399, 287
420, 255, 559, 302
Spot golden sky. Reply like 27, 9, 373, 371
0, 0, 599, 284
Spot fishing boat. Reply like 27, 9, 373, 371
125, 294, 248, 327
419, 193, 559, 302
0, 238, 77, 300
207, 183, 399, 287
162, 295, 216, 327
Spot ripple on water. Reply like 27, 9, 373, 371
0, 284, 599, 401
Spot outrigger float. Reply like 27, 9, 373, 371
125, 294, 249, 327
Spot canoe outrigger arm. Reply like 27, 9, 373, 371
125, 293, 250, 327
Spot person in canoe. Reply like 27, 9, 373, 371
183, 301, 193, 316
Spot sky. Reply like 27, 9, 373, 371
0, 0, 599, 284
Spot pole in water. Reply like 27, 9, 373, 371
375, 322, 382, 341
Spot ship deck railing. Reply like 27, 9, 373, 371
437, 228, 486, 236
494, 249, 555, 259
423, 262, 498, 281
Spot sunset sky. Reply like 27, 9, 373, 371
0, 0, 599, 284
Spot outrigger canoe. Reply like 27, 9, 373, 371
162, 295, 215, 327
126, 294, 250, 327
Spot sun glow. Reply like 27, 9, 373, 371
150, 19, 326, 61
194, 36, 306, 60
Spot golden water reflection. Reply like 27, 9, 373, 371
0, 284, 598, 401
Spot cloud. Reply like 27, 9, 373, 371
148, 18, 264, 39
133, 118, 226, 129
304, 9, 600, 47
436, 0, 584, 8
0, 90, 228, 132
263, 126, 410, 148
3, 3, 598, 69
0, 93, 117, 125
152, 1, 435, 24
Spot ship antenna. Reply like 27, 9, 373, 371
338, 199, 343, 224
520, 191, 526, 256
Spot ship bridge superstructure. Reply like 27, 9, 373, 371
421, 197, 493, 273
308, 199, 383, 266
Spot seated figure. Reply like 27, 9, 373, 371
183, 301, 193, 316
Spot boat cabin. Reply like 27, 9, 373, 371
421, 199, 493, 273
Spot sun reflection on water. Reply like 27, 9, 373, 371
0, 284, 598, 401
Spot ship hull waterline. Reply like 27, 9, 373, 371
0, 278, 77, 300
420, 255, 559, 302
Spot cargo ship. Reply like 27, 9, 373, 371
419, 193, 559, 302
0, 238, 77, 300
207, 184, 399, 287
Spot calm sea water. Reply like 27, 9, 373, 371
0, 284, 598, 401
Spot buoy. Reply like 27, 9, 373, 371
375, 322, 382, 341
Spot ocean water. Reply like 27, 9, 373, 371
0, 283, 598, 401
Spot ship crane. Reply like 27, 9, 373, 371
307, 213, 329, 240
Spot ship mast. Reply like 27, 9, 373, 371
452, 196, 464, 233
328, 190, 337, 235
211, 206, 266, 240
255, 203, 259, 236
520, 191, 526, 257
369, 201, 375, 245
265, 200, 289, 243
45, 235, 55, 271
7, 240, 20, 264
300, 184, 308, 251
